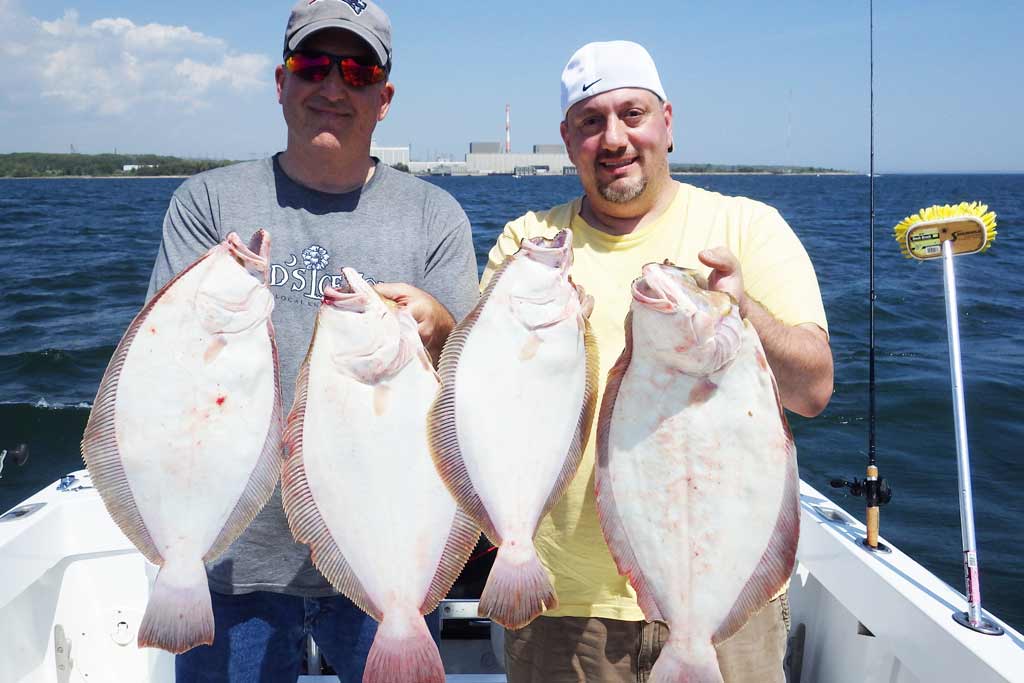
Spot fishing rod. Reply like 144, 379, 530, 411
830, 0, 892, 552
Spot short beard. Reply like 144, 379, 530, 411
599, 176, 648, 204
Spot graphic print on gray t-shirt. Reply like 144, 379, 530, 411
147, 156, 479, 595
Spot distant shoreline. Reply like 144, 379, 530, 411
671, 171, 855, 176
0, 175, 191, 180
2, 172, 857, 180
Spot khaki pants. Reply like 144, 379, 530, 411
504, 593, 790, 683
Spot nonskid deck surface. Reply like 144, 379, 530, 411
2, 471, 1023, 683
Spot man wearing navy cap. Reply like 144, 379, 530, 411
151, 1, 479, 680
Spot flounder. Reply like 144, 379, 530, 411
428, 229, 598, 629
596, 262, 799, 682
281, 268, 477, 683
81, 231, 282, 653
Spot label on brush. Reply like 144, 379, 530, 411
905, 217, 988, 260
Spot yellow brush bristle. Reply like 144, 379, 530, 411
892, 202, 998, 259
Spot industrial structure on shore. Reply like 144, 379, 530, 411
371, 104, 576, 176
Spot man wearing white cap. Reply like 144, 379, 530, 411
481, 40, 833, 681
150, 1, 479, 680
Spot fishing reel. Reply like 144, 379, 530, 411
829, 476, 892, 505
0, 443, 29, 479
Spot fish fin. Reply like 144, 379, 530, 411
79, 250, 222, 566
594, 312, 664, 623
538, 311, 600, 524
713, 437, 799, 644
281, 350, 381, 620
648, 639, 724, 683
204, 321, 283, 561
137, 558, 213, 654
597, 311, 634, 472
364, 611, 445, 683
419, 507, 479, 614
478, 541, 556, 630
427, 271, 506, 543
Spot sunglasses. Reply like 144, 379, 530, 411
284, 50, 387, 87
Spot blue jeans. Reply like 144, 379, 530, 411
176, 590, 441, 683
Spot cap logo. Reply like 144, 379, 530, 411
308, 0, 367, 14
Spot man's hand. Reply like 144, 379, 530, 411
374, 282, 456, 365
699, 247, 747, 312
698, 246, 833, 417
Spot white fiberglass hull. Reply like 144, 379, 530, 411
1, 470, 1022, 683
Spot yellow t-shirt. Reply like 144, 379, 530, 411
480, 181, 829, 620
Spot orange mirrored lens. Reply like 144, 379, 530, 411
340, 59, 385, 87
285, 52, 386, 87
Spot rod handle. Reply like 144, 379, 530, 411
866, 506, 880, 547
865, 465, 880, 547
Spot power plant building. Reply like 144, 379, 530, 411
464, 142, 574, 175
469, 142, 502, 154
401, 142, 576, 176
370, 142, 410, 167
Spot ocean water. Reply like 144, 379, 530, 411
1, 172, 1021, 632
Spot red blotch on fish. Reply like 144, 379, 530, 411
688, 380, 718, 405
216, 396, 226, 407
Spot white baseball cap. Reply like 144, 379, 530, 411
560, 41, 667, 117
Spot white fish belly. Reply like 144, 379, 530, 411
606, 344, 790, 631
453, 301, 586, 540
302, 345, 454, 611
114, 260, 276, 562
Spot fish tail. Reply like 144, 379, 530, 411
649, 640, 723, 683
137, 558, 213, 654
364, 610, 444, 683
478, 541, 556, 630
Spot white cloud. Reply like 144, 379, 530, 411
90, 17, 225, 52
0, 4, 270, 116
176, 54, 268, 94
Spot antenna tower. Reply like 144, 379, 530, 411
505, 104, 511, 153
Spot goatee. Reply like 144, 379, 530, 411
599, 176, 648, 204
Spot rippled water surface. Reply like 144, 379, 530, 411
1, 172, 1021, 630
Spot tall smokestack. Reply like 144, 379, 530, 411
505, 104, 511, 154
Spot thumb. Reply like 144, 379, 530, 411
373, 282, 410, 302
698, 247, 732, 273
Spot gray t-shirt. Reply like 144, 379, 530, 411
147, 156, 479, 595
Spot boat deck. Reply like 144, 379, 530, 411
2, 470, 1022, 682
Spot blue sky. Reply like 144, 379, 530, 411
1, 0, 1021, 172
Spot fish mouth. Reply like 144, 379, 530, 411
227, 230, 271, 283
631, 262, 712, 314
522, 228, 573, 272
323, 267, 373, 312
632, 263, 685, 313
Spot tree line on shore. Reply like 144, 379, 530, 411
669, 163, 844, 174
0, 153, 236, 178
0, 153, 845, 178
